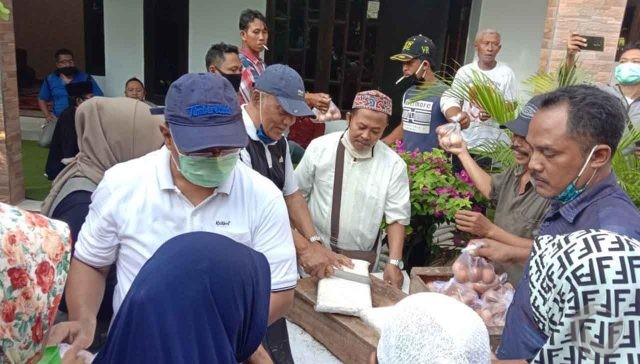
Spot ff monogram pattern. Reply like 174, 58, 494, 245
530, 229, 640, 363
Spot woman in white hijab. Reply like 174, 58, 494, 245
374, 292, 492, 364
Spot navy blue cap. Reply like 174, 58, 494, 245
155, 73, 248, 153
254, 64, 314, 117
501, 95, 545, 137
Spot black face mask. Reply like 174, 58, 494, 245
219, 71, 242, 92
396, 74, 422, 90
57, 66, 78, 77
396, 60, 428, 89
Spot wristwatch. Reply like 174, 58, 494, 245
388, 258, 404, 270
309, 235, 323, 244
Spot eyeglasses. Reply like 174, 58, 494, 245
184, 148, 241, 158
57, 59, 75, 66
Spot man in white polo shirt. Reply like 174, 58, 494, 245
57, 73, 297, 358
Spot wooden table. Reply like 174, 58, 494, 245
287, 275, 406, 364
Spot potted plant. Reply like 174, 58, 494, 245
392, 143, 486, 270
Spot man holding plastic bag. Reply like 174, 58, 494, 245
440, 30, 517, 153
382, 35, 461, 151
439, 96, 550, 284
498, 85, 640, 361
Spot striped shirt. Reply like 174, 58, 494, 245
239, 48, 266, 105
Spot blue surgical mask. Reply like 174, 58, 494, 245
614, 62, 640, 85
256, 125, 275, 144
256, 92, 276, 144
173, 150, 239, 188
555, 146, 598, 204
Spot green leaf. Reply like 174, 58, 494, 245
523, 59, 592, 96
39, 346, 63, 364
0, 3, 9, 22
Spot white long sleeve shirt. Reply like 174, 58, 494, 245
295, 132, 411, 251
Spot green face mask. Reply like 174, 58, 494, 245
174, 150, 239, 188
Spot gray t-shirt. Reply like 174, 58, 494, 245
490, 165, 550, 284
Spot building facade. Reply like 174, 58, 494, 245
1, 0, 638, 203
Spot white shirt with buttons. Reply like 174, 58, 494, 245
74, 146, 298, 316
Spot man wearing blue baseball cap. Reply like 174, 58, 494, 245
241, 64, 352, 362
59, 73, 297, 361
241, 64, 352, 278
439, 95, 550, 284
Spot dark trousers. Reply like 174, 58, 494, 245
262, 318, 294, 364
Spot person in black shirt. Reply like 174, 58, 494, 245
45, 81, 94, 180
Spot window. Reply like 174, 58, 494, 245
84, 0, 105, 76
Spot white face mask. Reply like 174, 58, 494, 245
415, 61, 426, 79
395, 60, 427, 84
255, 92, 276, 144
341, 129, 374, 160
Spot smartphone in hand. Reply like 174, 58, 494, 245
579, 35, 605, 51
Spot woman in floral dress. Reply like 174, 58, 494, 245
1, 203, 71, 363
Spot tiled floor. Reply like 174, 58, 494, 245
17, 198, 42, 212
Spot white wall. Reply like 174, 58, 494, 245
465, 0, 548, 90
102, 0, 264, 96
188, 0, 266, 73
103, 0, 144, 97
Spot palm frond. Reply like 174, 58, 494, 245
469, 139, 516, 173
408, 71, 456, 103
612, 123, 640, 206
432, 70, 517, 124
524, 60, 592, 96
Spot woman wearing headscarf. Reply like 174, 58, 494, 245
374, 292, 491, 364
41, 97, 165, 342
528, 229, 640, 363
91, 231, 271, 363
0, 203, 71, 363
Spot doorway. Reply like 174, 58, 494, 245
144, 0, 189, 105
266, 0, 472, 122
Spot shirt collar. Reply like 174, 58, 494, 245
551, 172, 618, 224
156, 146, 235, 195
241, 105, 259, 141
512, 165, 536, 192
240, 48, 264, 66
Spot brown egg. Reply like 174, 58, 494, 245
452, 261, 469, 283
470, 266, 482, 282
479, 308, 494, 324
481, 289, 501, 304
481, 267, 496, 284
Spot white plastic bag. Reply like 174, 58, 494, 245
475, 283, 515, 327
426, 278, 480, 308
436, 122, 463, 149
312, 101, 341, 123
452, 250, 506, 294
315, 259, 372, 316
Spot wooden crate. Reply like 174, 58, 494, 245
287, 275, 406, 364
409, 266, 504, 351
409, 266, 454, 294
